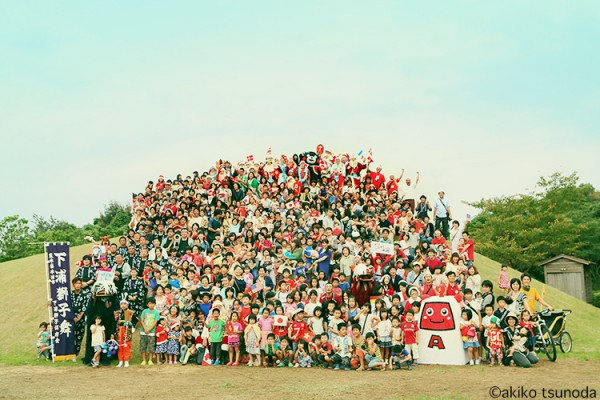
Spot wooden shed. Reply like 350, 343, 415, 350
540, 255, 594, 303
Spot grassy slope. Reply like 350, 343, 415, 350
0, 245, 599, 365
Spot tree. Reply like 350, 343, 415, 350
0, 215, 34, 262
468, 172, 600, 284
32, 214, 87, 246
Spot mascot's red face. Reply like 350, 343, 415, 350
420, 302, 455, 331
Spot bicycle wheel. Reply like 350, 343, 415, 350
560, 331, 573, 353
539, 324, 557, 362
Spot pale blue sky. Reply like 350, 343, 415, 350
1, 1, 599, 225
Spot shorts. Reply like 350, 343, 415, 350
405, 343, 419, 359
140, 335, 156, 353
93, 345, 103, 352
228, 337, 240, 347
463, 341, 480, 349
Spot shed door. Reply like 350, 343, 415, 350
546, 272, 585, 301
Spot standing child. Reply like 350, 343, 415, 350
486, 316, 504, 366
116, 300, 133, 368
207, 308, 226, 365
167, 323, 181, 364
90, 316, 106, 368
309, 306, 325, 337
289, 309, 309, 354
401, 310, 419, 366
140, 297, 161, 366
373, 308, 392, 364
390, 316, 403, 360
36, 322, 52, 361
155, 317, 169, 365
258, 308, 274, 350
244, 314, 261, 367
460, 309, 480, 365
498, 264, 510, 296
226, 312, 243, 366
364, 332, 386, 371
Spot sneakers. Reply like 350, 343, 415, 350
335, 364, 340, 370
148, 360, 154, 366
141, 361, 147, 366
277, 362, 285, 368
255, 360, 261, 367
288, 362, 293, 368
294, 363, 300, 368
469, 360, 475, 366
92, 361, 100, 368
475, 359, 481, 365
124, 362, 130, 368
214, 360, 220, 366
489, 362, 495, 367
117, 361, 123, 368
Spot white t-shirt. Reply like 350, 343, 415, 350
91, 324, 105, 347
400, 182, 417, 200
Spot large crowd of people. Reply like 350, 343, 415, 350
38, 147, 554, 369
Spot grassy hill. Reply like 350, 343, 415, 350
1, 244, 598, 365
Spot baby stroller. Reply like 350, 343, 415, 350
537, 309, 573, 353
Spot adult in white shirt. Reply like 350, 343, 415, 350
399, 172, 420, 212
449, 220, 464, 254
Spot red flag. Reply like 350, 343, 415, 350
246, 155, 254, 162
316, 144, 324, 155
301, 331, 315, 343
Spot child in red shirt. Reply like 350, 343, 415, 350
401, 310, 419, 365
486, 317, 504, 366
155, 317, 169, 365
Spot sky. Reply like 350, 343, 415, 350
1, 1, 599, 226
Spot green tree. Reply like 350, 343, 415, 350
0, 215, 34, 262
468, 172, 600, 284
31, 214, 87, 246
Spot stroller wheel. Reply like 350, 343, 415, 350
559, 331, 573, 353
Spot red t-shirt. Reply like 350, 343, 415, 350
290, 320, 309, 342
369, 171, 386, 189
424, 257, 444, 273
431, 237, 447, 246
401, 321, 419, 344
155, 325, 168, 344
465, 239, 475, 261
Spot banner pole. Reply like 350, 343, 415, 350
43, 242, 55, 363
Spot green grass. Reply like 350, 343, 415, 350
0, 245, 599, 365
